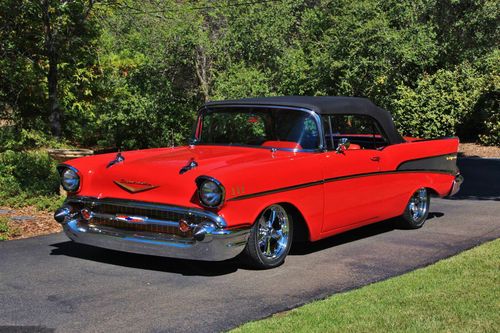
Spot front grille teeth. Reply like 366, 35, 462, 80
88, 216, 193, 238
80, 204, 203, 238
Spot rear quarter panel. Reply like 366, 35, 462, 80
375, 137, 459, 218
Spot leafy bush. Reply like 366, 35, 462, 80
212, 64, 273, 100
479, 94, 500, 146
0, 216, 20, 241
477, 51, 500, 146
0, 127, 70, 152
0, 150, 63, 211
391, 65, 485, 138
0, 217, 11, 241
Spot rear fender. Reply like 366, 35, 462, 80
381, 137, 459, 173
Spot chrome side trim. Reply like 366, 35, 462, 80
228, 169, 457, 201
65, 196, 227, 228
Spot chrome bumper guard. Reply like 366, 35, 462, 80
448, 174, 464, 197
57, 197, 251, 261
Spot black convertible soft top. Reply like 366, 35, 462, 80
205, 96, 404, 144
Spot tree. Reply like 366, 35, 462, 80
0, 0, 101, 139
40, 0, 99, 137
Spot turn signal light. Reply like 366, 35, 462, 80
178, 219, 191, 233
81, 208, 92, 221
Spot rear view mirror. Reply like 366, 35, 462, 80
336, 138, 351, 154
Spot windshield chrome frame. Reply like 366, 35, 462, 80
192, 104, 325, 153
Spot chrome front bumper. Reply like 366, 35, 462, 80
57, 197, 251, 261
63, 220, 250, 261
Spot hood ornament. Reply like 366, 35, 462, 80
107, 152, 125, 168
114, 179, 158, 193
179, 158, 198, 175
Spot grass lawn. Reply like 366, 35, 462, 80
232, 239, 500, 333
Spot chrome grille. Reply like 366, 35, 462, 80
84, 203, 205, 238
96, 204, 206, 224
89, 217, 192, 238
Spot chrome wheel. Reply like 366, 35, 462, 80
257, 205, 290, 259
408, 188, 429, 223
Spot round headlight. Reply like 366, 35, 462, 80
61, 168, 80, 192
198, 178, 224, 208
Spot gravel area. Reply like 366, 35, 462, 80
0, 206, 61, 240
459, 143, 500, 158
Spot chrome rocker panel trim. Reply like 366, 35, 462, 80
61, 197, 251, 261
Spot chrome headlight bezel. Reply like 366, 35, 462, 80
196, 176, 225, 209
58, 165, 81, 193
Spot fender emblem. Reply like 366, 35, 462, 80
115, 215, 146, 223
114, 180, 159, 193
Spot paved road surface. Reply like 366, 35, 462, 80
1, 158, 499, 333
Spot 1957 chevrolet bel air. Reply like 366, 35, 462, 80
54, 96, 463, 269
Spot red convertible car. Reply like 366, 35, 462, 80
54, 96, 463, 269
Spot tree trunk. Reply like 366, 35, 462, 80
47, 51, 61, 137
42, 0, 62, 138
195, 45, 210, 102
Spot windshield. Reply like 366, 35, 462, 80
194, 107, 320, 150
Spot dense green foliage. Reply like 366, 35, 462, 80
233, 239, 500, 332
0, 216, 12, 241
0, 0, 499, 149
0, 150, 63, 210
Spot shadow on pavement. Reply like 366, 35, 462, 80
448, 158, 500, 201
50, 241, 240, 276
290, 212, 444, 256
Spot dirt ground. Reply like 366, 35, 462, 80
0, 206, 62, 240
0, 143, 498, 241
459, 143, 500, 158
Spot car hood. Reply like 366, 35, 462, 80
65, 145, 303, 208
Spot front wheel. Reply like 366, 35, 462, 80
241, 204, 293, 269
401, 188, 430, 229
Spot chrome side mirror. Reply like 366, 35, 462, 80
336, 138, 350, 154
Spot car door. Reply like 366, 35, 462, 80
321, 114, 388, 233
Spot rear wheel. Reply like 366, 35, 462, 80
241, 204, 293, 269
401, 188, 430, 229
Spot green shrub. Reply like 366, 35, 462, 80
0, 217, 10, 241
0, 127, 69, 152
477, 51, 500, 146
212, 64, 273, 100
0, 150, 62, 211
479, 97, 500, 146
392, 64, 485, 138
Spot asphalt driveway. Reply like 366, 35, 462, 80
1, 158, 499, 333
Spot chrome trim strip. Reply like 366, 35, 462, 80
227, 169, 456, 201
190, 143, 319, 153
65, 196, 227, 228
